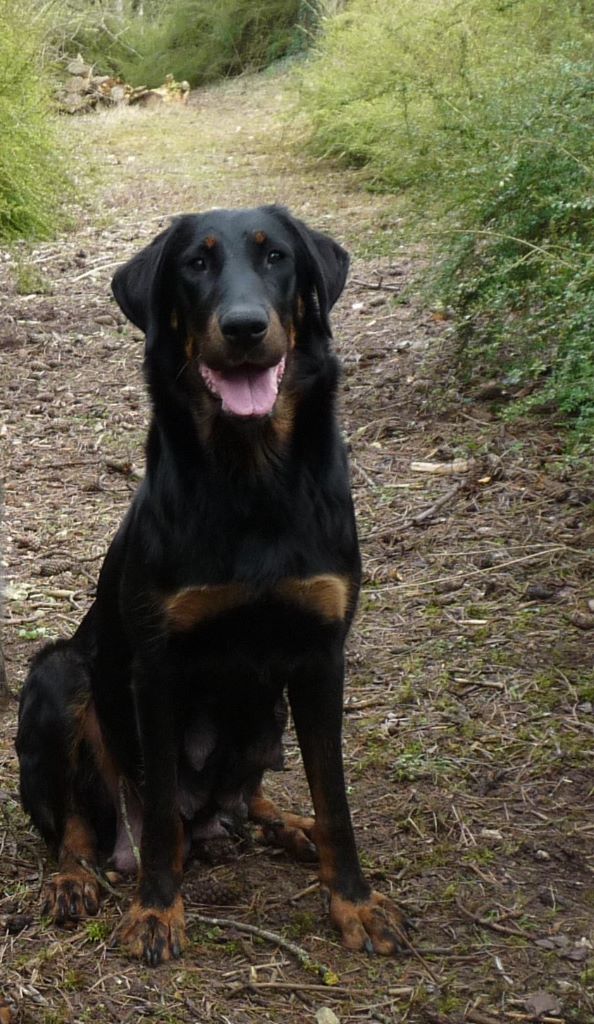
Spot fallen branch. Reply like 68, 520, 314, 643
410, 459, 474, 475
350, 276, 402, 292
118, 778, 141, 872
411, 480, 467, 527
456, 900, 531, 939
189, 913, 339, 985
367, 546, 568, 594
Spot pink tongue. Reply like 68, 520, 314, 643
205, 362, 282, 417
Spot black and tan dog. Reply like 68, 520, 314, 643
16, 206, 407, 964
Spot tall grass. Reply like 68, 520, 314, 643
0, 0, 69, 240
57, 0, 320, 88
298, 1, 594, 443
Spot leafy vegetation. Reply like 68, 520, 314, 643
55, 0, 323, 88
298, 0, 594, 444
0, 0, 69, 240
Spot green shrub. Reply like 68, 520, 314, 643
57, 0, 320, 88
438, 56, 594, 444
0, 0, 69, 240
298, 1, 594, 443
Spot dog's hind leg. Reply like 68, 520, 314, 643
41, 813, 100, 926
248, 785, 317, 862
17, 641, 114, 927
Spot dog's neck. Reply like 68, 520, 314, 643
145, 345, 340, 489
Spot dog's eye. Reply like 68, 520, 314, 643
190, 256, 207, 272
266, 250, 284, 266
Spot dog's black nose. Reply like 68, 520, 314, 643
220, 308, 269, 348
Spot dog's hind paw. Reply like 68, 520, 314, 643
256, 814, 318, 862
42, 868, 100, 928
249, 790, 317, 862
115, 895, 186, 966
329, 890, 410, 956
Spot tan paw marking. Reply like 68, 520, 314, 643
116, 895, 186, 966
329, 890, 409, 955
42, 868, 100, 928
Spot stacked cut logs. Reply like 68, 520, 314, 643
56, 56, 190, 114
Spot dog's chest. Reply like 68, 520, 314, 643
163, 574, 350, 632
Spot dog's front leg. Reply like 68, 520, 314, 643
289, 650, 409, 955
116, 671, 186, 965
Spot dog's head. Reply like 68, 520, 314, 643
111, 206, 349, 420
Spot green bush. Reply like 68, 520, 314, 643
298, 0, 594, 443
438, 55, 594, 443
58, 0, 319, 88
0, 0, 69, 240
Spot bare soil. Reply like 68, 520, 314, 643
1, 73, 594, 1024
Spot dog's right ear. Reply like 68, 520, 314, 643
111, 225, 173, 334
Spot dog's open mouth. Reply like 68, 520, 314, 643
199, 358, 285, 418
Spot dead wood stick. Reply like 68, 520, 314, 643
410, 459, 474, 474
350, 276, 402, 292
411, 480, 467, 526
226, 981, 353, 997
189, 913, 338, 984
367, 546, 568, 593
503, 1016, 565, 1023
456, 900, 531, 939
465, 1011, 502, 1024
70, 259, 125, 283
118, 778, 141, 872
391, 927, 443, 988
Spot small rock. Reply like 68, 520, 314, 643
524, 583, 556, 601
5, 913, 33, 934
316, 1010, 340, 1024
523, 991, 562, 1017
472, 381, 508, 402
480, 828, 503, 841
110, 85, 128, 105
65, 76, 87, 94
534, 849, 551, 862
562, 945, 589, 962
67, 55, 91, 76
569, 612, 594, 631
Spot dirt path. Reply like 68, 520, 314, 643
1, 73, 594, 1024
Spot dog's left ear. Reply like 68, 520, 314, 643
304, 225, 350, 331
271, 207, 350, 335
111, 224, 174, 335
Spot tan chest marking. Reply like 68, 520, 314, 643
163, 573, 350, 632
164, 583, 251, 631
276, 574, 349, 622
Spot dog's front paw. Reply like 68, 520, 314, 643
329, 890, 410, 955
42, 868, 100, 928
115, 895, 186, 965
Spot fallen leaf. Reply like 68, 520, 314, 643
523, 990, 562, 1017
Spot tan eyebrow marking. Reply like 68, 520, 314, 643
254, 230, 267, 245
204, 235, 217, 249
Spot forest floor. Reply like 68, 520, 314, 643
1, 72, 594, 1024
